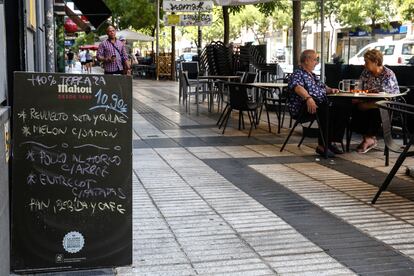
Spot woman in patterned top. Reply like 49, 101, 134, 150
352, 49, 399, 153
288, 49, 348, 157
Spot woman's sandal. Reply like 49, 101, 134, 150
357, 140, 377, 154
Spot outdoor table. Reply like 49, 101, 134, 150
199, 75, 241, 81
246, 82, 288, 89
246, 82, 289, 131
328, 92, 407, 100
199, 76, 242, 112
327, 91, 408, 156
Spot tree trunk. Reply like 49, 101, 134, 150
197, 26, 202, 57
223, 6, 229, 45
171, 26, 176, 81
151, 28, 155, 55
292, 0, 301, 69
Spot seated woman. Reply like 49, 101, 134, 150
352, 49, 400, 153
288, 49, 348, 157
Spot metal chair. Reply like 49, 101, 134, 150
372, 100, 414, 204
262, 77, 291, 133
280, 98, 326, 152
220, 83, 260, 137
345, 86, 410, 153
181, 71, 211, 115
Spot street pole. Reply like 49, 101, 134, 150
45, 0, 55, 72
320, 0, 325, 82
156, 0, 160, 80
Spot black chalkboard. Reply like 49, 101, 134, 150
11, 72, 132, 273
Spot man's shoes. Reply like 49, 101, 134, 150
329, 143, 344, 154
316, 146, 335, 158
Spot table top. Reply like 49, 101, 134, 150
199, 75, 241, 80
328, 92, 407, 99
247, 82, 288, 88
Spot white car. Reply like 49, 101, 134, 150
349, 39, 414, 66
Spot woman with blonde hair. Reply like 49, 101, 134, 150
352, 49, 399, 153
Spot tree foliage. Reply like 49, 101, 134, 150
396, 0, 414, 21
104, 0, 157, 32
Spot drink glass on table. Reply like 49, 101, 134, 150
339, 79, 351, 92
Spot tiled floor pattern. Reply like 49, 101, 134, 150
251, 163, 414, 261
120, 79, 414, 275
118, 146, 355, 275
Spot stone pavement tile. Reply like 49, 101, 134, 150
186, 146, 232, 159
216, 146, 264, 158
116, 264, 196, 276
252, 163, 414, 265
245, 144, 294, 157
193, 258, 273, 274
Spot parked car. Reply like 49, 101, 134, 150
179, 52, 198, 62
349, 39, 414, 66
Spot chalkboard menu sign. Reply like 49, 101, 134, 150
11, 72, 132, 273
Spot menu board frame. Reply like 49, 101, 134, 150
11, 72, 132, 273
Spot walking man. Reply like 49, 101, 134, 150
97, 26, 131, 75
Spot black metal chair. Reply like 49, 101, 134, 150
262, 77, 291, 134
345, 86, 410, 152
372, 100, 414, 204
280, 98, 326, 152
181, 71, 211, 115
220, 83, 260, 137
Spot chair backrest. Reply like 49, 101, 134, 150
235, 71, 246, 83
181, 62, 199, 80
227, 83, 252, 110
182, 71, 191, 87
243, 72, 257, 83
377, 100, 414, 152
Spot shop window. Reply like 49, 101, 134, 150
383, 45, 395, 55
402, 43, 414, 55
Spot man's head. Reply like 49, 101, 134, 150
300, 49, 319, 72
106, 25, 116, 40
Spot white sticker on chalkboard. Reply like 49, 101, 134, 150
62, 231, 85, 254
4, 121, 10, 163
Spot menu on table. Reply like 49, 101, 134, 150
11, 72, 132, 273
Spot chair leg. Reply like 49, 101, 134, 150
298, 120, 315, 147
238, 112, 242, 130
280, 120, 300, 152
266, 106, 271, 133
315, 115, 327, 148
196, 91, 200, 115
248, 111, 256, 137
217, 103, 229, 127
219, 106, 230, 129
384, 146, 389, 166
277, 100, 282, 134
372, 141, 412, 204
222, 108, 232, 134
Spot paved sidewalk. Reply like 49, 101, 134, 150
19, 78, 414, 275
65, 61, 104, 74
117, 79, 414, 275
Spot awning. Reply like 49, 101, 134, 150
79, 44, 99, 51
71, 0, 111, 29
99, 29, 155, 42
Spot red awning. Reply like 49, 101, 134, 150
79, 45, 99, 51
